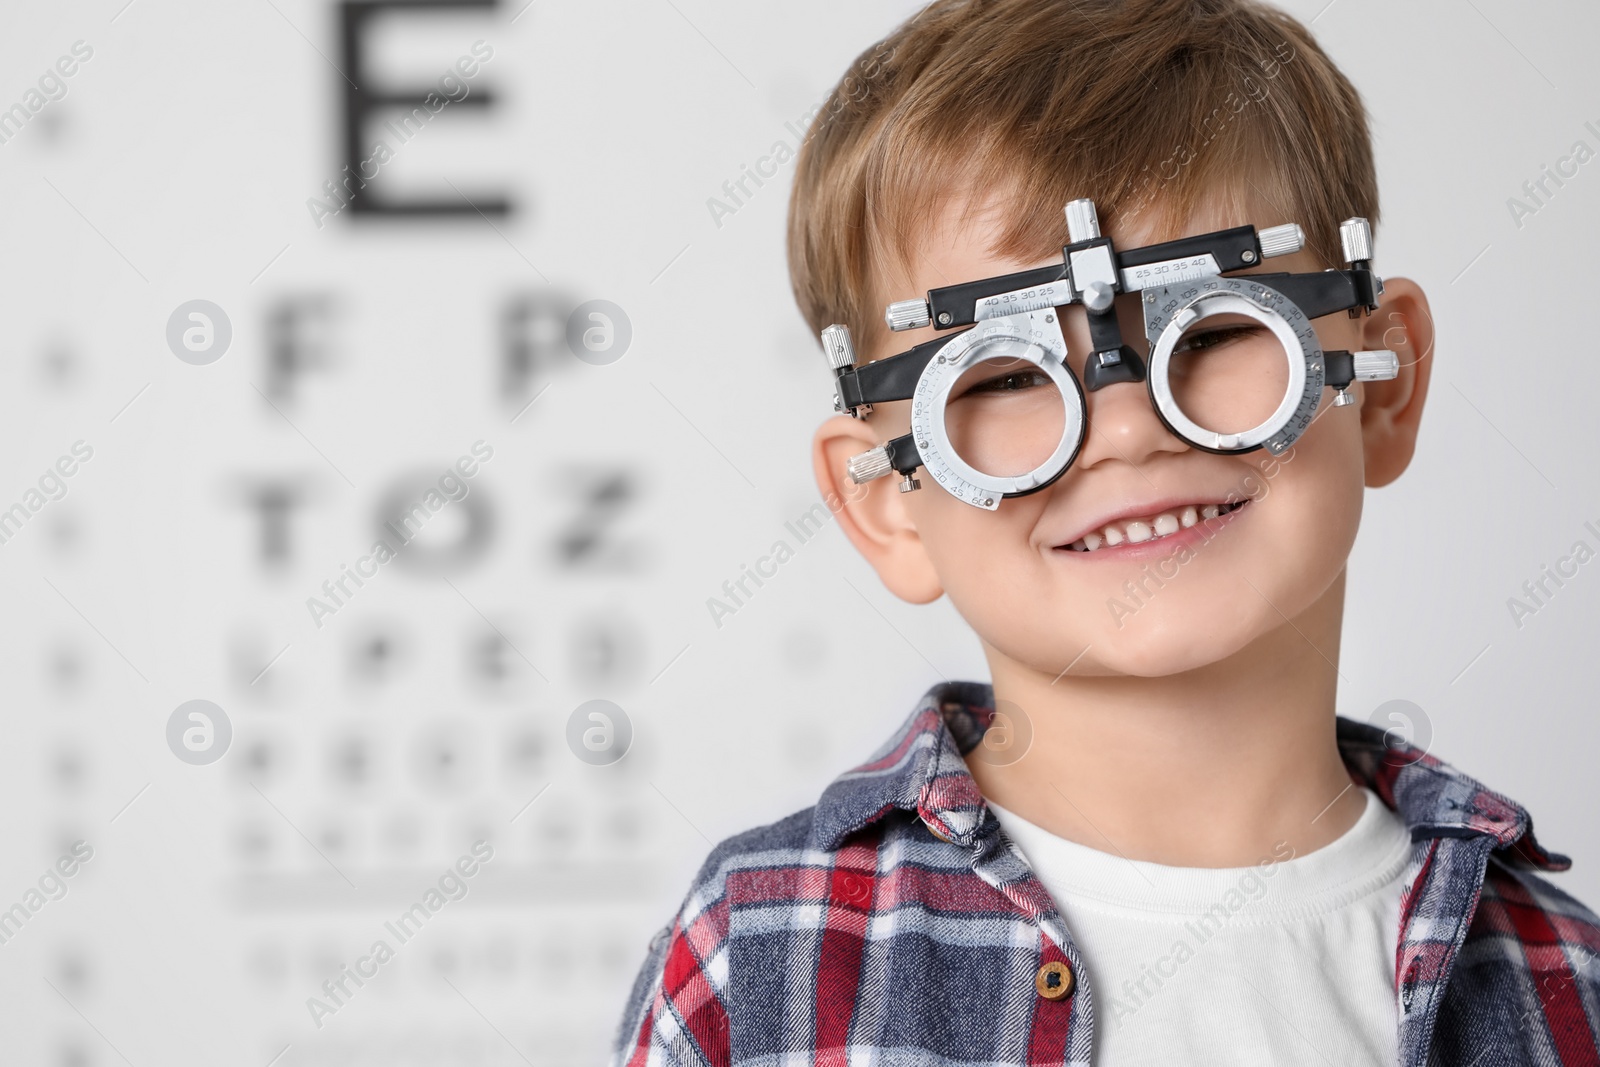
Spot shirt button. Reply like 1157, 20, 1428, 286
1035, 961, 1074, 1001
921, 817, 954, 843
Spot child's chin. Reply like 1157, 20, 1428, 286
1084, 610, 1269, 677
1092, 633, 1256, 678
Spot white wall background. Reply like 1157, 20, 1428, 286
0, 0, 1594, 1064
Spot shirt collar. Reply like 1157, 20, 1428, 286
810, 679, 1570, 872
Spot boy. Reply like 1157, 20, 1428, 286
613, 0, 1600, 1063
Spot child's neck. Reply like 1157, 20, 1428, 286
967, 571, 1365, 869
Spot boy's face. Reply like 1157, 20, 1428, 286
813, 186, 1434, 679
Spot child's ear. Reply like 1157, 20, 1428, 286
812, 414, 945, 604
1355, 276, 1434, 488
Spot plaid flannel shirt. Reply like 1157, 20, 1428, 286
612, 680, 1600, 1066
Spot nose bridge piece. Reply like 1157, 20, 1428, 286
1053, 294, 1150, 392
1081, 345, 1145, 391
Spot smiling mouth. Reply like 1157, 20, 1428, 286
1058, 500, 1249, 553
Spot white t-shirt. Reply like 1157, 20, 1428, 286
988, 786, 1412, 1065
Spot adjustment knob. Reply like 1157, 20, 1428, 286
821, 324, 855, 369
1340, 218, 1374, 263
1064, 198, 1101, 244
847, 446, 893, 483
1081, 280, 1114, 313
1352, 349, 1398, 381
1257, 223, 1305, 260
885, 299, 931, 332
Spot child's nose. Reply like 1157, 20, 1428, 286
1053, 299, 1188, 472
1075, 376, 1189, 471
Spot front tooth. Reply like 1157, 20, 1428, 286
1103, 525, 1125, 546
1180, 506, 1197, 528
1153, 513, 1179, 537
1201, 505, 1220, 520
1083, 532, 1104, 551
1125, 520, 1152, 543
1068, 539, 1086, 551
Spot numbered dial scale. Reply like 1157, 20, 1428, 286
1142, 277, 1323, 456
908, 309, 1084, 509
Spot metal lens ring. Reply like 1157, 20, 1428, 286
1143, 278, 1325, 455
909, 310, 1086, 511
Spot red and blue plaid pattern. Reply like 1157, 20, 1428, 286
613, 681, 1600, 1065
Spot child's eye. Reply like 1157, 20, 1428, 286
1173, 324, 1263, 354
955, 369, 1052, 398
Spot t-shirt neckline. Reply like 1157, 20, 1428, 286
986, 787, 1413, 922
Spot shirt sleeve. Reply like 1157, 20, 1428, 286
609, 913, 724, 1067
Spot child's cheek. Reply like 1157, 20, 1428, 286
1256, 412, 1367, 578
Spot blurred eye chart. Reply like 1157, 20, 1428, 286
0, 1, 938, 1064
6, 0, 1600, 1064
